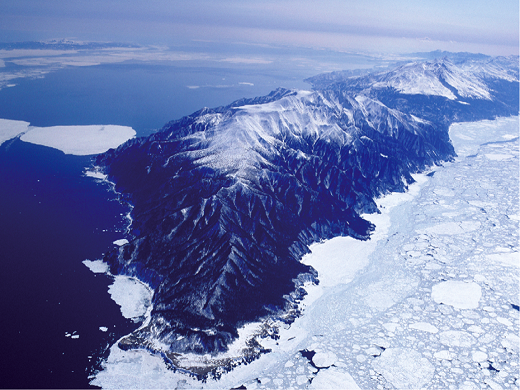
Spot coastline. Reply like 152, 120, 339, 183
90, 115, 519, 389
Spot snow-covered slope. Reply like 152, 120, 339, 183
94, 54, 519, 374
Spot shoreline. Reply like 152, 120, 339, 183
91, 116, 518, 389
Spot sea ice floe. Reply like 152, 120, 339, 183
439, 330, 476, 347
20, 124, 136, 155
431, 280, 482, 309
84, 170, 108, 180
311, 351, 337, 368
409, 322, 438, 333
472, 351, 488, 362
486, 252, 519, 267
82, 259, 110, 274
108, 276, 153, 320
0, 118, 30, 145
433, 350, 454, 360
113, 239, 129, 246
372, 348, 435, 390
99, 326, 108, 332
308, 367, 361, 390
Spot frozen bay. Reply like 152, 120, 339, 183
92, 116, 519, 389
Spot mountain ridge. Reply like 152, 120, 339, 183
94, 55, 519, 370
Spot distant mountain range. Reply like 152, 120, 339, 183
0, 39, 139, 51
95, 53, 519, 366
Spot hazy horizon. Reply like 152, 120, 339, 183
0, 0, 518, 57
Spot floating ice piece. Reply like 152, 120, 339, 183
113, 239, 129, 246
99, 327, 108, 332
472, 351, 488, 362
433, 350, 453, 360
485, 379, 505, 390
20, 124, 135, 155
501, 333, 520, 353
312, 351, 338, 368
84, 170, 108, 180
409, 322, 438, 333
108, 276, 153, 320
431, 281, 482, 309
71, 334, 79, 339
372, 348, 434, 390
82, 259, 110, 274
309, 367, 361, 390
0, 118, 30, 145
496, 317, 513, 327
439, 330, 476, 347
486, 252, 519, 267
382, 323, 399, 332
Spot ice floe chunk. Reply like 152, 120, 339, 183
82, 259, 110, 274
472, 351, 488, 362
431, 280, 482, 309
108, 276, 153, 320
84, 170, 108, 180
501, 333, 520, 353
308, 367, 361, 390
433, 350, 454, 360
439, 330, 476, 347
486, 252, 519, 267
113, 239, 129, 246
20, 124, 135, 155
372, 348, 434, 390
409, 322, 438, 333
0, 118, 30, 145
99, 326, 108, 332
311, 351, 338, 368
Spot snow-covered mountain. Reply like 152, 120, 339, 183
95, 55, 518, 371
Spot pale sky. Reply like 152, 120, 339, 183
0, 0, 518, 55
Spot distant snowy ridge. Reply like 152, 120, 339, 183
307, 55, 519, 102
95, 54, 519, 373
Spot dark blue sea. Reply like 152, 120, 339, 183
0, 62, 311, 136
0, 139, 139, 388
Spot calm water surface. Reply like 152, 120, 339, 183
0, 139, 137, 388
